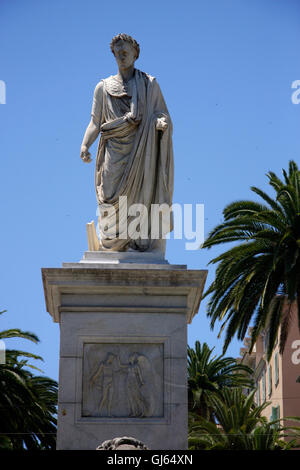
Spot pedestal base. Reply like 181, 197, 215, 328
42, 253, 207, 450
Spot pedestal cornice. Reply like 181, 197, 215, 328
42, 266, 207, 324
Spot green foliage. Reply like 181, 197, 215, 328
202, 160, 300, 359
188, 341, 253, 421
188, 388, 297, 450
0, 309, 58, 450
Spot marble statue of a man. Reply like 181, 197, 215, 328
80, 34, 174, 254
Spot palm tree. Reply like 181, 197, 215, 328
202, 160, 300, 359
0, 310, 58, 449
188, 388, 296, 450
188, 341, 253, 421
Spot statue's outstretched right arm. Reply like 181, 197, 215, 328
80, 81, 104, 163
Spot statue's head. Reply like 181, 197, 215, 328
129, 353, 138, 364
106, 353, 116, 364
97, 436, 149, 450
110, 33, 140, 70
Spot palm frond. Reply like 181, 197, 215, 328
202, 160, 300, 356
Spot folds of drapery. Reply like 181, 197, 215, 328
94, 70, 174, 251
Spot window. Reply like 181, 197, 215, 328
268, 365, 272, 397
263, 330, 269, 353
275, 353, 279, 386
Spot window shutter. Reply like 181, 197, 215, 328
256, 383, 260, 406
270, 405, 280, 429
262, 371, 266, 402
268, 365, 272, 397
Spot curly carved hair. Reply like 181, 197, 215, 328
110, 33, 140, 59
96, 436, 149, 450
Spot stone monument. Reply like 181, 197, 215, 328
42, 34, 207, 450
80, 33, 173, 255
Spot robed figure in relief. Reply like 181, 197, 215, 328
80, 34, 174, 254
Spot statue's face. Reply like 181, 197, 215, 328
113, 40, 137, 70
129, 354, 136, 364
107, 354, 115, 364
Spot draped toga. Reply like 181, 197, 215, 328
91, 69, 174, 252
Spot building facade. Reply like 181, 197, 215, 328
239, 301, 300, 426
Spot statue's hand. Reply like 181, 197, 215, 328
80, 145, 92, 163
125, 112, 140, 126
156, 117, 168, 132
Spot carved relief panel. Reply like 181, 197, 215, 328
82, 343, 164, 418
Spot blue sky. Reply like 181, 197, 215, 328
1, 0, 300, 380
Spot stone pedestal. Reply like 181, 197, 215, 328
42, 252, 207, 450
